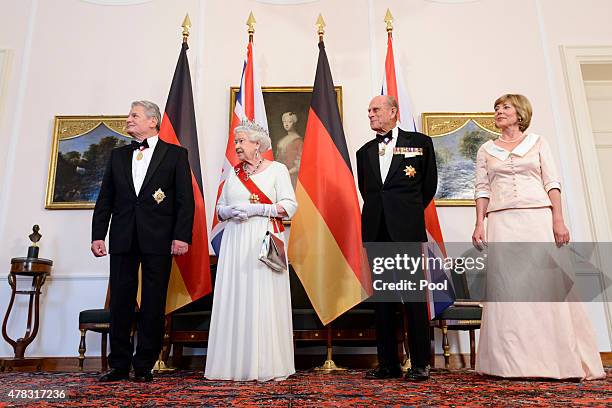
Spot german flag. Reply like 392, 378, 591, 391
288, 41, 371, 325
159, 41, 212, 313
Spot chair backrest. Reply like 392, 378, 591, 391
451, 247, 486, 302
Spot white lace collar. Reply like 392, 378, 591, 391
482, 133, 540, 161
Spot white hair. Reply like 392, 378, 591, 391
131, 100, 161, 131
234, 121, 271, 152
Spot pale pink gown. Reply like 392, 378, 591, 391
474, 134, 605, 380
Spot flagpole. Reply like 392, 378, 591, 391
383, 7, 413, 373
153, 13, 193, 374
384, 8, 393, 39
310, 14, 346, 373
182, 13, 192, 43
247, 11, 255, 43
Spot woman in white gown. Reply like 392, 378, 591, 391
204, 120, 297, 381
472, 94, 605, 380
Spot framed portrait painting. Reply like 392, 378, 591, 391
229, 86, 342, 190
45, 115, 131, 209
422, 112, 500, 206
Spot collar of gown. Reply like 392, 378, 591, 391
482, 133, 540, 161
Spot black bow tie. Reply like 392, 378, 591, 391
376, 130, 393, 144
131, 139, 149, 150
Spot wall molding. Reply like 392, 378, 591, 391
425, 0, 480, 3
79, 0, 153, 5
0, 0, 38, 242
561, 45, 612, 348
533, 0, 581, 237
255, 0, 318, 4
0, 49, 12, 127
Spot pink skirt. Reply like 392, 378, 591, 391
475, 207, 605, 380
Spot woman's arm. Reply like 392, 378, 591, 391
548, 189, 569, 247
472, 198, 489, 250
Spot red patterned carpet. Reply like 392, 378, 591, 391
0, 369, 610, 407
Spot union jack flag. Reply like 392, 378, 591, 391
210, 41, 272, 255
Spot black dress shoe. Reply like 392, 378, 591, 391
404, 366, 430, 382
99, 369, 129, 382
132, 371, 153, 383
365, 366, 403, 379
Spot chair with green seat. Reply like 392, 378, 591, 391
429, 250, 484, 369
78, 287, 138, 371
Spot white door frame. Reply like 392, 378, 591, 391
561, 45, 612, 349
560, 45, 612, 243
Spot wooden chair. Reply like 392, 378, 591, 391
78, 286, 137, 371
430, 250, 483, 369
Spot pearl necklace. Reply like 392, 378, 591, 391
498, 134, 524, 143
242, 158, 263, 180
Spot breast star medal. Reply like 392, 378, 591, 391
404, 165, 416, 178
249, 193, 260, 203
152, 188, 166, 204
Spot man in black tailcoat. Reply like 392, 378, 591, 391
356, 95, 437, 381
91, 100, 194, 382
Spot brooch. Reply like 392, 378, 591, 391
404, 165, 416, 178
152, 188, 166, 204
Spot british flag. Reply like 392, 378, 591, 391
210, 41, 272, 255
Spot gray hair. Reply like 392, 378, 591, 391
234, 122, 271, 153
384, 95, 398, 110
131, 100, 161, 131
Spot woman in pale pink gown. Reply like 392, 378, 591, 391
471, 94, 605, 380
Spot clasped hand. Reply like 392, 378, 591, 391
218, 203, 278, 221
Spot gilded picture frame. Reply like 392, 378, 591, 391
45, 115, 132, 209
229, 86, 343, 191
422, 112, 500, 206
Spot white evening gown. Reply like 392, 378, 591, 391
204, 161, 297, 381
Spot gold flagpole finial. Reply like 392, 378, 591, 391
384, 8, 394, 36
247, 12, 256, 42
316, 14, 326, 41
182, 14, 192, 43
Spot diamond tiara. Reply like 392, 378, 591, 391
235, 118, 269, 137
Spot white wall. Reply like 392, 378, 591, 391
0, 0, 610, 357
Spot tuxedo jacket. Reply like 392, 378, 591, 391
91, 139, 194, 254
356, 129, 437, 242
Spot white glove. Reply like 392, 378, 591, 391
232, 203, 278, 219
217, 205, 247, 221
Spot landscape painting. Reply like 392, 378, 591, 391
46, 116, 131, 209
422, 113, 500, 206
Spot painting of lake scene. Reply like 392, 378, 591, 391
422, 113, 500, 206
46, 116, 131, 209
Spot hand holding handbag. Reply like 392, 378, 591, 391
258, 206, 288, 273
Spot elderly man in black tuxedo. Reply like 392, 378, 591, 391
91, 100, 194, 382
356, 95, 437, 382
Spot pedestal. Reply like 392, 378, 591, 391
0, 257, 52, 372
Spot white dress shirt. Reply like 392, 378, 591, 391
379, 126, 398, 183
132, 135, 159, 195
